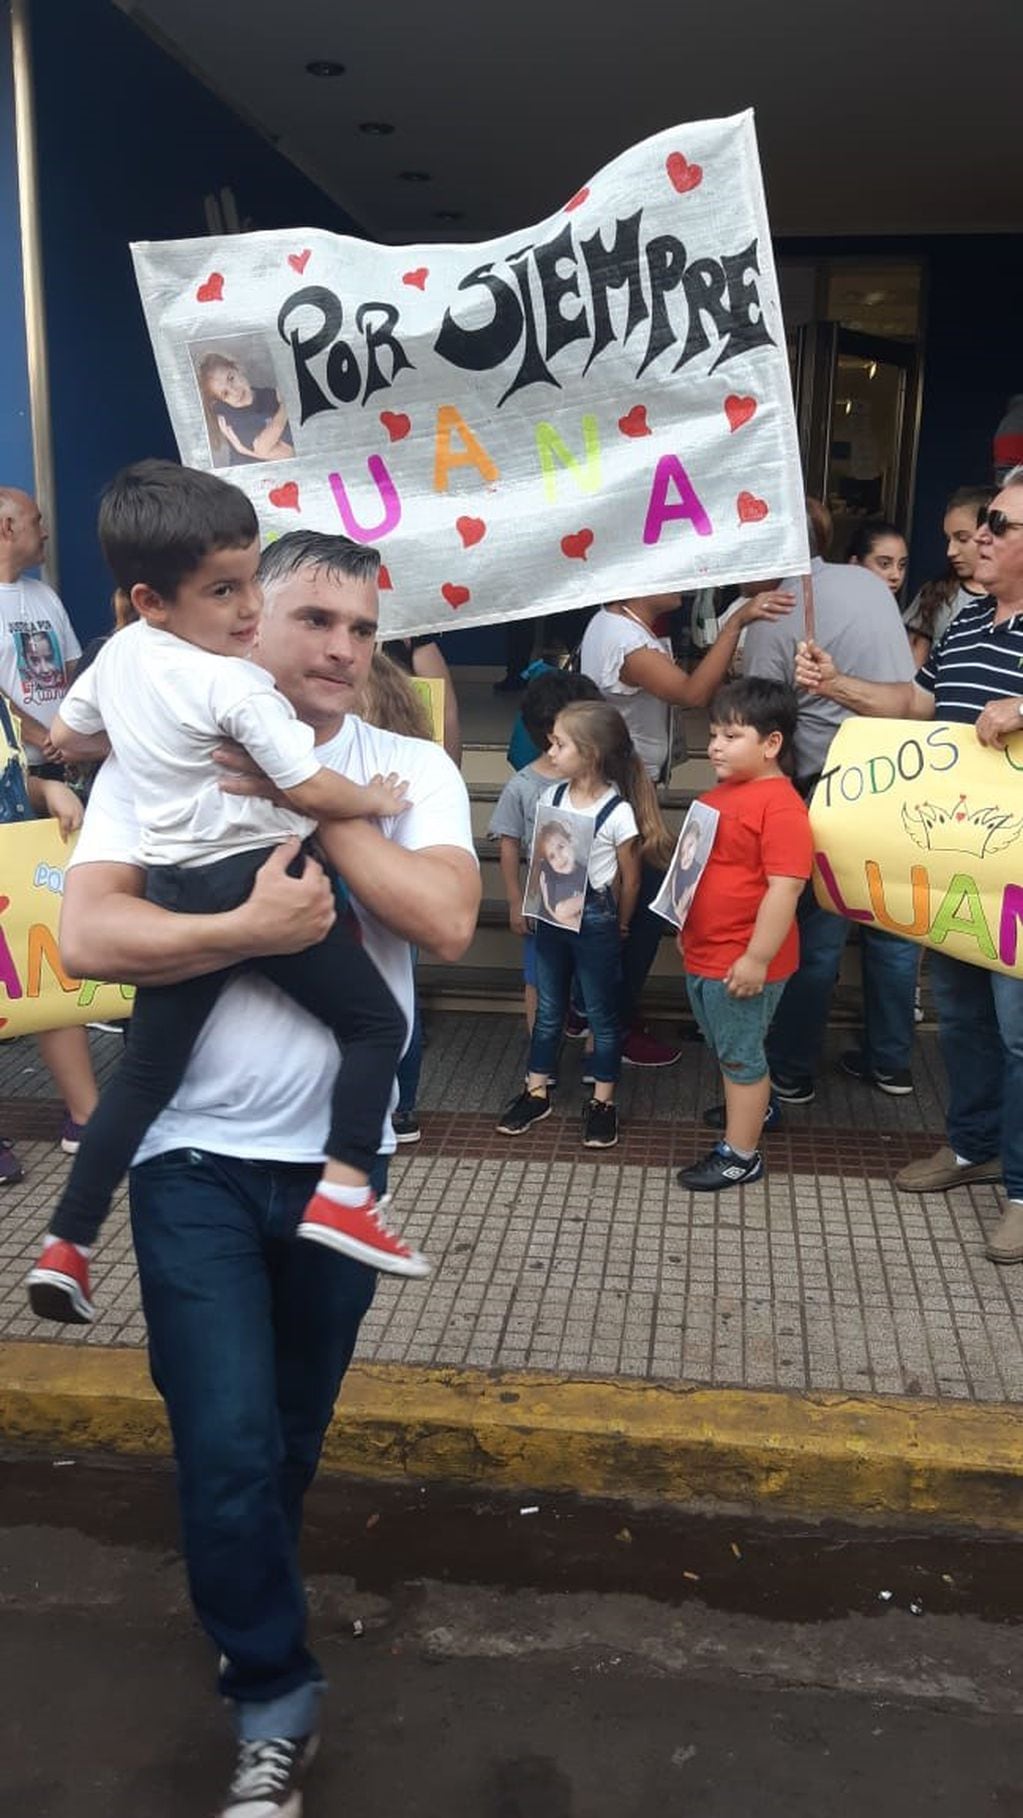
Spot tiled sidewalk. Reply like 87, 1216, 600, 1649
0, 1013, 1020, 1403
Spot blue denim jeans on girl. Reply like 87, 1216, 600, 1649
528, 888, 622, 1084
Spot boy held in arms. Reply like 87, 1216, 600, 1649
28, 460, 425, 1328
677, 677, 812, 1193
488, 669, 601, 1038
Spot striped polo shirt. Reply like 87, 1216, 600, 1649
916, 596, 1023, 723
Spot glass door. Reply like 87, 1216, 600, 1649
795, 324, 920, 559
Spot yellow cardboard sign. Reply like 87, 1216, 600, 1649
809, 718, 1023, 978
408, 675, 445, 743
0, 820, 134, 1037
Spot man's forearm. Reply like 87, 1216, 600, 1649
822, 674, 922, 718
319, 820, 479, 961
60, 867, 263, 985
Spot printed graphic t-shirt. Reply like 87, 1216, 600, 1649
0, 577, 80, 763
681, 776, 812, 981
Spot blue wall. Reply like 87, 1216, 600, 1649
0, 3, 34, 490
31, 0, 361, 640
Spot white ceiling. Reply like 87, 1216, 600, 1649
117, 0, 1022, 243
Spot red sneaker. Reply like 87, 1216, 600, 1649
27, 1241, 96, 1324
298, 1192, 430, 1279
622, 1027, 682, 1068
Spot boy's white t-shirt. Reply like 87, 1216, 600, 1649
539, 782, 638, 889
0, 576, 81, 763
59, 620, 320, 867
69, 717, 476, 1166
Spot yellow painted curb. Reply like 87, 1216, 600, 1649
2, 1341, 1023, 1531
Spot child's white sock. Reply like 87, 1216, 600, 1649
315, 1180, 373, 1207
43, 1234, 91, 1257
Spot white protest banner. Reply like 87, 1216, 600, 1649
809, 718, 1023, 978
132, 112, 807, 638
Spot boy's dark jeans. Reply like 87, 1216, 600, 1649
51, 843, 406, 1247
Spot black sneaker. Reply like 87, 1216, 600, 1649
770, 1071, 816, 1105
218, 1733, 317, 1817
703, 1096, 783, 1132
840, 1050, 914, 1097
676, 1142, 763, 1192
392, 1110, 421, 1145
582, 1098, 618, 1148
496, 1089, 552, 1135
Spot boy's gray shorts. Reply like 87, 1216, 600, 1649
685, 974, 787, 1084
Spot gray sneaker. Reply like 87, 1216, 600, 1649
895, 1145, 1001, 1193
986, 1203, 1023, 1265
218, 1733, 318, 1818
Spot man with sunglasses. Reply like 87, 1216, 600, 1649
795, 468, 1023, 1263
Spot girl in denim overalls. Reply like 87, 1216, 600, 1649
497, 701, 672, 1149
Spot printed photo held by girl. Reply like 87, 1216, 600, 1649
496, 700, 672, 1151
523, 809, 592, 931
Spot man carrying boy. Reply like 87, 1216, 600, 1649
676, 678, 812, 1191
58, 514, 478, 1817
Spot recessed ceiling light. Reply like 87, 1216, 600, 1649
398, 170, 431, 183
359, 121, 395, 135
305, 59, 346, 77
434, 209, 463, 223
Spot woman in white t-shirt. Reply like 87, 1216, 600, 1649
579, 588, 794, 1063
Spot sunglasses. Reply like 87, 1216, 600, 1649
977, 507, 1023, 537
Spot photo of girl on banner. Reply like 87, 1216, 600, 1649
523, 805, 594, 933
190, 334, 294, 469
652, 801, 720, 930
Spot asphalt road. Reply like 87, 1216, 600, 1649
3, 1458, 1023, 1817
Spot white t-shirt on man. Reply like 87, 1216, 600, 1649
0, 575, 81, 764
539, 782, 638, 889
579, 608, 673, 780
68, 716, 476, 1166
60, 620, 322, 867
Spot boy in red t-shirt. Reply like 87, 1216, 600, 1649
678, 678, 812, 1192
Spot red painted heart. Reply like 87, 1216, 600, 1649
737, 491, 769, 524
561, 530, 594, 562
442, 582, 470, 609
378, 565, 393, 591
564, 186, 590, 213
288, 249, 311, 274
618, 405, 650, 439
456, 515, 486, 548
268, 482, 300, 512
196, 272, 224, 303
725, 394, 757, 433
402, 267, 429, 290
379, 410, 411, 443
666, 153, 703, 195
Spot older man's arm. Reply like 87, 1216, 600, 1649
794, 641, 934, 720
318, 819, 480, 963
60, 839, 337, 985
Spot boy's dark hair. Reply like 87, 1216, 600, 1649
98, 459, 259, 599
709, 676, 799, 773
521, 667, 602, 748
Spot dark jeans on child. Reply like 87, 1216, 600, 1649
51, 842, 406, 1248
528, 888, 623, 1085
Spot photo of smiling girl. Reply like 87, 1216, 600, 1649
194, 344, 295, 468
523, 812, 592, 933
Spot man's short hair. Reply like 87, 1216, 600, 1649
1002, 465, 1023, 490
98, 460, 258, 599
257, 530, 381, 600
708, 676, 799, 772
521, 667, 601, 748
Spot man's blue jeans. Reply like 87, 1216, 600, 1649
129, 1148, 377, 1741
766, 884, 918, 1080
929, 951, 1023, 1197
